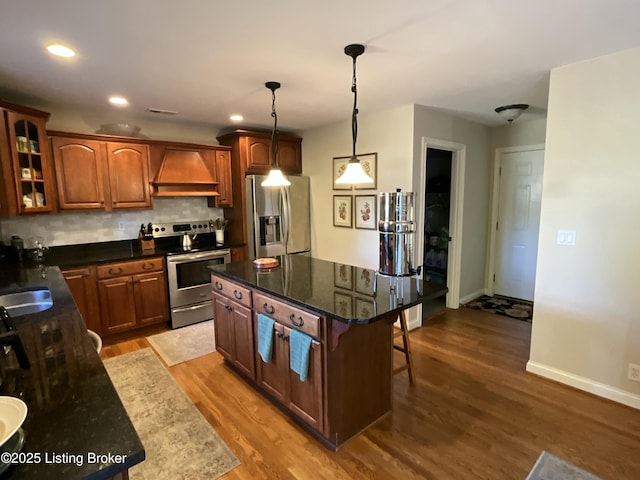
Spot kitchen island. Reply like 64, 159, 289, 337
0, 263, 144, 479
209, 255, 447, 449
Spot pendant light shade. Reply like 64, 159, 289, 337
261, 81, 290, 187
335, 44, 374, 186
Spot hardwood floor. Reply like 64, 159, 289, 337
102, 308, 640, 479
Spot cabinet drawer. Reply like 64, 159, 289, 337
211, 274, 252, 308
96, 257, 163, 279
254, 292, 320, 339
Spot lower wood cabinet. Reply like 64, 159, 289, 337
255, 321, 323, 432
63, 257, 169, 337
212, 291, 255, 378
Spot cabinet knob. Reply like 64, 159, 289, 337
112, 201, 116, 205
214, 281, 223, 291
233, 290, 243, 300
263, 303, 275, 314
290, 314, 304, 327
100, 200, 104, 205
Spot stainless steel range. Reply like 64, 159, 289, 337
152, 220, 231, 328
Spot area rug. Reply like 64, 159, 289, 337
147, 320, 215, 366
465, 294, 533, 321
526, 451, 601, 480
103, 348, 240, 480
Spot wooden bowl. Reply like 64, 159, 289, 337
253, 257, 279, 269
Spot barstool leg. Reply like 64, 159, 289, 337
393, 310, 416, 386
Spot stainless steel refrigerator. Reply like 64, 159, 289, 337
245, 175, 311, 258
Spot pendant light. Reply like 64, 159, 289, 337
335, 44, 374, 185
261, 81, 291, 187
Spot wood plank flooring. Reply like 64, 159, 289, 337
102, 307, 640, 479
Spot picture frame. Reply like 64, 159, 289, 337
333, 195, 353, 228
332, 156, 352, 190
334, 263, 353, 290
354, 152, 377, 190
334, 292, 353, 318
354, 195, 376, 230
355, 267, 375, 296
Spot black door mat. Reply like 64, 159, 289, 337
465, 294, 533, 322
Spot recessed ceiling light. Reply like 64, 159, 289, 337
109, 96, 129, 106
46, 44, 76, 58
230, 114, 243, 122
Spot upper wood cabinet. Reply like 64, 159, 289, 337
50, 133, 151, 211
214, 149, 232, 207
0, 101, 56, 216
218, 130, 302, 175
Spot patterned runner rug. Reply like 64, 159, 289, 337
465, 294, 533, 322
526, 451, 601, 479
147, 320, 215, 366
104, 348, 239, 480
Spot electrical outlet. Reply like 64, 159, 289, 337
118, 221, 126, 231
628, 363, 640, 382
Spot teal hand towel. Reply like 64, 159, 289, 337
257, 314, 275, 363
289, 328, 312, 382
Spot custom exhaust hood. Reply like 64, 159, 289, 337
151, 149, 219, 197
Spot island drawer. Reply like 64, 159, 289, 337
211, 274, 253, 308
254, 291, 320, 339
96, 257, 164, 279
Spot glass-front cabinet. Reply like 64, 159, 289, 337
0, 101, 55, 215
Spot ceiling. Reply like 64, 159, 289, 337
1, 0, 640, 133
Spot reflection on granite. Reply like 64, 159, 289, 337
210, 255, 447, 324
0, 264, 144, 479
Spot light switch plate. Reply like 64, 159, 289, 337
557, 229, 576, 246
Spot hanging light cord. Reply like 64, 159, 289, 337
350, 54, 358, 162
271, 87, 279, 164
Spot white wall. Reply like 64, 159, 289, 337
491, 117, 547, 150
412, 105, 492, 302
528, 47, 640, 408
303, 104, 414, 268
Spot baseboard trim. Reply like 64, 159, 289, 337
526, 361, 640, 409
459, 289, 485, 306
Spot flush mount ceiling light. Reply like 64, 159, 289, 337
261, 81, 291, 187
46, 43, 76, 58
335, 44, 374, 185
495, 104, 529, 123
109, 96, 129, 107
229, 114, 243, 122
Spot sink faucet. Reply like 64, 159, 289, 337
33, 238, 48, 262
0, 307, 31, 369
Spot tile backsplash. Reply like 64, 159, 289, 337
0, 198, 224, 248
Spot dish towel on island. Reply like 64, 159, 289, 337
257, 314, 275, 363
289, 328, 313, 382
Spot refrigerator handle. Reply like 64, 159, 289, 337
281, 186, 291, 253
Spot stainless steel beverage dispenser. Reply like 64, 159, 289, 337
379, 189, 416, 276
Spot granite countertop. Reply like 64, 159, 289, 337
210, 255, 448, 324
0, 263, 144, 479
43, 234, 238, 268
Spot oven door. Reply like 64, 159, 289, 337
167, 250, 231, 308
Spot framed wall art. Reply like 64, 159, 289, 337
354, 152, 377, 190
354, 195, 376, 230
333, 195, 352, 228
332, 156, 352, 190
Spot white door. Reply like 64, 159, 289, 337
494, 149, 544, 301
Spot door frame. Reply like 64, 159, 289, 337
416, 137, 466, 309
486, 144, 545, 296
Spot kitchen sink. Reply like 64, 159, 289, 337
0, 288, 53, 317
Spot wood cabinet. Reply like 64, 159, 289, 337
0, 100, 56, 216
50, 133, 151, 211
97, 257, 168, 335
61, 266, 101, 335
212, 291, 255, 379
230, 245, 248, 263
214, 149, 233, 207
216, 129, 302, 247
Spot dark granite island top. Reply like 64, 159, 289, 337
209, 254, 447, 324
0, 263, 144, 479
